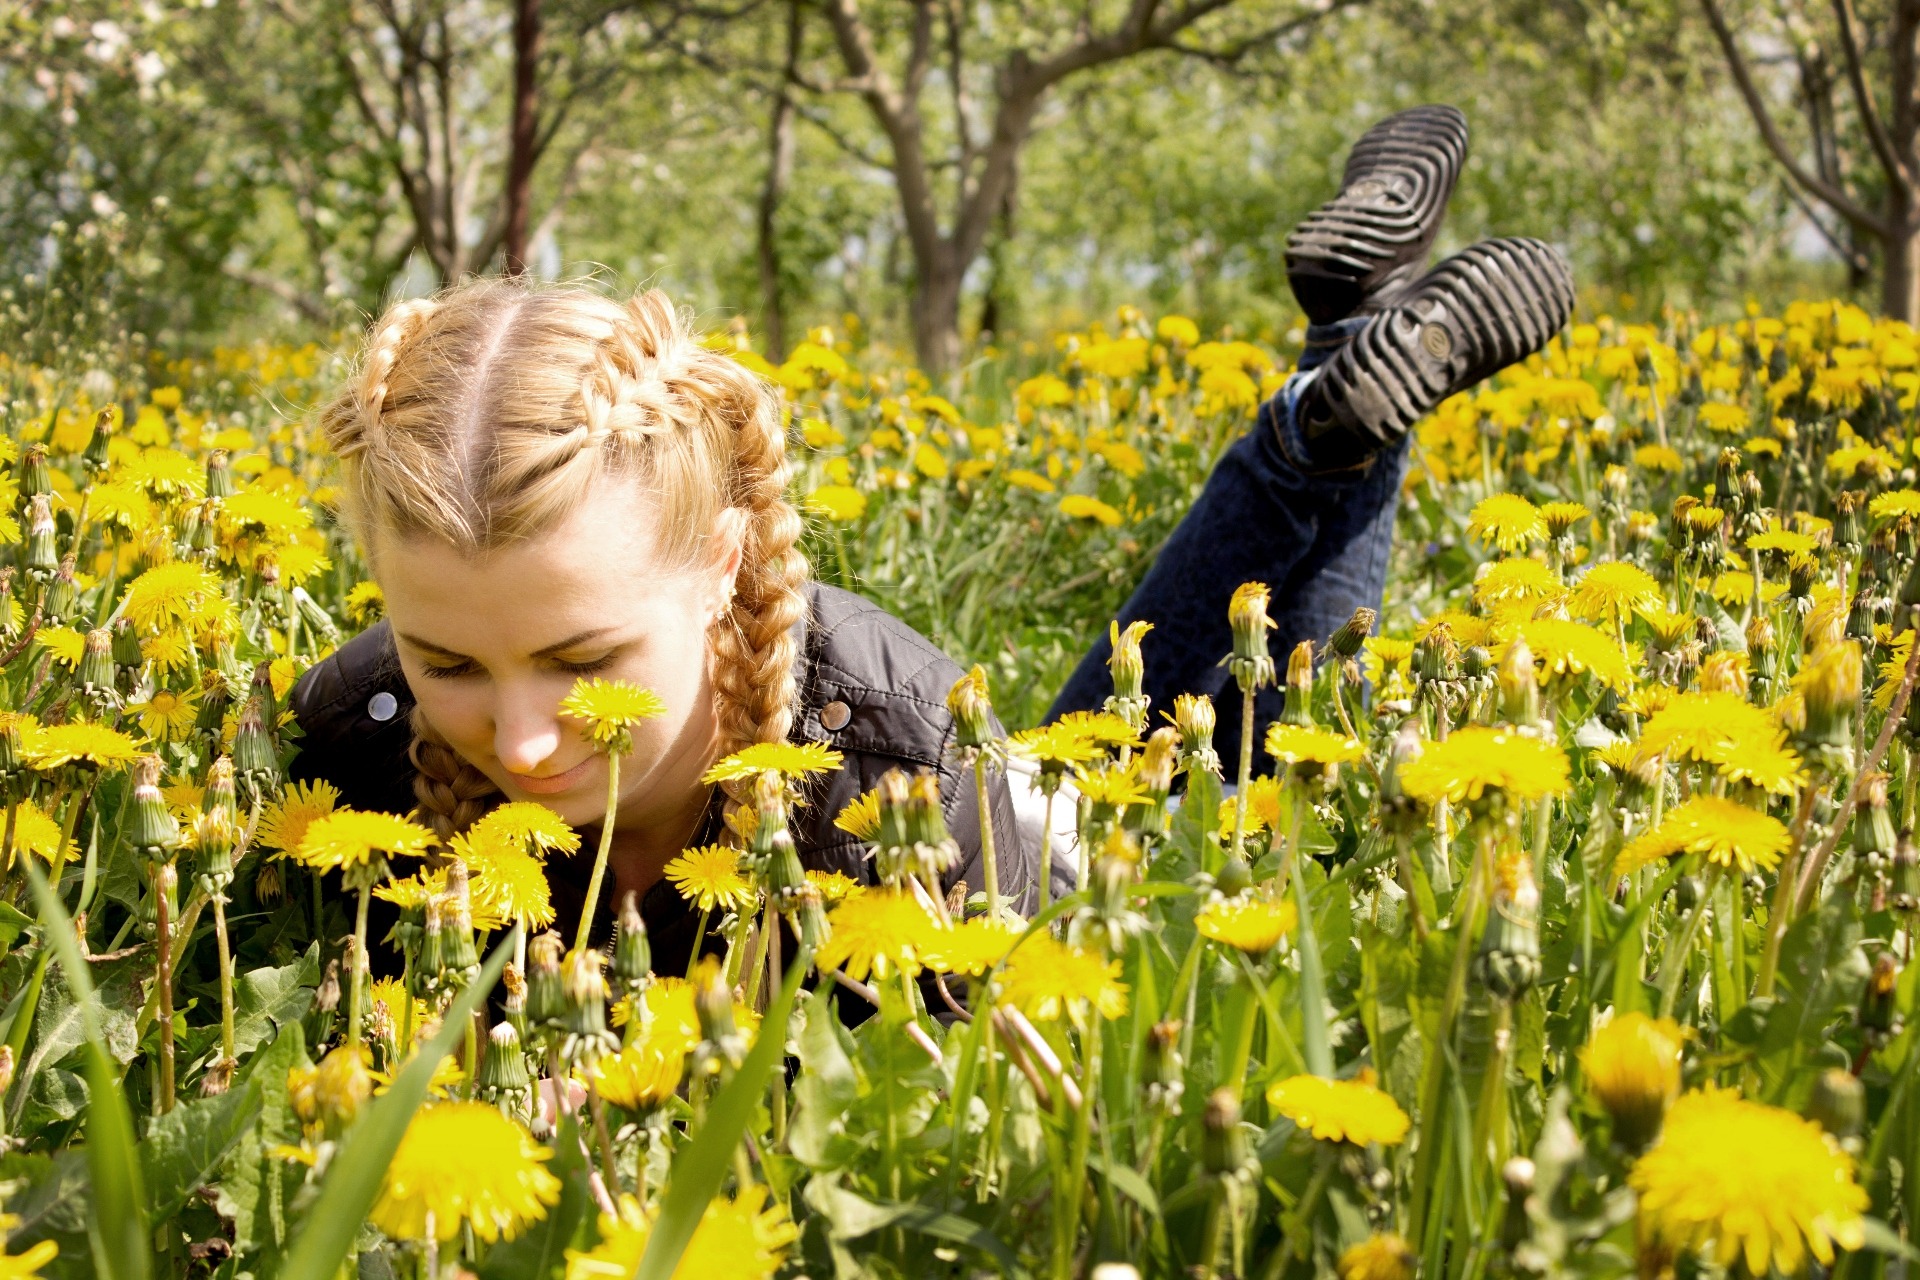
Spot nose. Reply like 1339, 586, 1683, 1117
492, 680, 565, 774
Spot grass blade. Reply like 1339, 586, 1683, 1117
278, 929, 515, 1280
637, 948, 810, 1280
24, 860, 149, 1280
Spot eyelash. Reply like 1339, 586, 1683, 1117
416, 654, 617, 681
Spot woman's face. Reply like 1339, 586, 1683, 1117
374, 477, 741, 832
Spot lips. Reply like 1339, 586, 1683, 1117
507, 755, 596, 795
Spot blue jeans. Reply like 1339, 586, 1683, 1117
1047, 317, 1409, 770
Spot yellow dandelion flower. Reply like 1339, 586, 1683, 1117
1216, 775, 1284, 841
218, 486, 311, 540
563, 1186, 796, 1280
255, 780, 341, 857
1869, 488, 1920, 522
370, 1102, 560, 1244
701, 740, 844, 785
0, 1212, 57, 1277
1507, 619, 1634, 691
558, 678, 666, 750
1196, 895, 1298, 953
1267, 1072, 1410, 1146
1052, 709, 1143, 748
591, 1041, 685, 1112
1611, 795, 1788, 879
1059, 493, 1125, 526
997, 934, 1128, 1021
128, 687, 200, 743
1008, 723, 1105, 770
1630, 1087, 1866, 1276
23, 721, 145, 772
1072, 760, 1152, 810
1748, 527, 1820, 558
663, 845, 754, 913
1396, 726, 1571, 807
1636, 692, 1806, 795
1569, 560, 1662, 625
833, 789, 882, 841
807, 484, 868, 522
35, 627, 85, 668
1264, 724, 1362, 766
1007, 468, 1056, 494
1338, 1233, 1414, 1280
344, 580, 385, 627
292, 809, 436, 872
816, 890, 941, 982
1466, 493, 1546, 552
920, 916, 1022, 976
9, 800, 76, 865
470, 801, 581, 858
462, 842, 554, 931
805, 869, 864, 905
1473, 557, 1562, 606
1581, 1012, 1684, 1145
120, 562, 226, 632
1634, 443, 1685, 473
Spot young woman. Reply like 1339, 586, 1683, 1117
289, 104, 1574, 975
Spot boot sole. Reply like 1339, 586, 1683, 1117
1310, 237, 1576, 449
1286, 105, 1470, 325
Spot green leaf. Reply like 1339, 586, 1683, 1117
1088, 1151, 1160, 1215
278, 930, 515, 1280
24, 861, 149, 1280
141, 1080, 263, 1222
230, 945, 320, 1058
217, 1023, 308, 1261
636, 948, 809, 1280
478, 1115, 593, 1280
0, 900, 35, 954
790, 985, 860, 1170
800, 1179, 1024, 1274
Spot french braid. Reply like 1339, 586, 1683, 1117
407, 702, 499, 842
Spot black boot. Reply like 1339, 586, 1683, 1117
1291, 236, 1576, 470
1286, 105, 1470, 326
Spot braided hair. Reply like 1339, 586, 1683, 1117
317, 279, 808, 839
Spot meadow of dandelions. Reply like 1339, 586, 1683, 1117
0, 299, 1911, 1277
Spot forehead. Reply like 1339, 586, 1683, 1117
373, 480, 702, 647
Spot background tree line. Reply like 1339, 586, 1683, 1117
0, 0, 1901, 370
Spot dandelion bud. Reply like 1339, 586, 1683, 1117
1143, 1019, 1184, 1115
479, 1021, 533, 1100
691, 956, 741, 1074
613, 891, 651, 989
1860, 953, 1900, 1036
417, 896, 447, 988
23, 496, 57, 580
874, 769, 914, 863
1797, 641, 1862, 749
187, 498, 217, 559
1698, 650, 1748, 697
195, 665, 233, 746
1415, 622, 1460, 684
1713, 448, 1742, 514
1328, 607, 1375, 661
1579, 1012, 1683, 1153
906, 770, 960, 877
1227, 582, 1276, 690
0, 1045, 17, 1100
206, 448, 234, 500
946, 664, 999, 751
1214, 852, 1253, 898
0, 716, 20, 782
78, 627, 115, 699
439, 865, 479, 978
560, 947, 617, 1065
502, 963, 529, 1041
1498, 638, 1540, 727
192, 808, 235, 894
1171, 693, 1220, 776
82, 406, 115, 475
1201, 1087, 1245, 1176
41, 555, 76, 628
129, 754, 179, 865
1806, 1067, 1866, 1143
1132, 727, 1179, 838
309, 1044, 373, 1140
1787, 551, 1819, 602
1853, 772, 1897, 863
314, 959, 341, 1014
0, 570, 14, 639
1768, 340, 1790, 383
526, 932, 567, 1030
1105, 621, 1154, 729
20, 443, 50, 501
1892, 831, 1919, 913
1281, 640, 1316, 728
1476, 849, 1542, 999
110, 615, 142, 670
1835, 489, 1864, 550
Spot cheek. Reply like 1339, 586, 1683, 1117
404, 673, 496, 757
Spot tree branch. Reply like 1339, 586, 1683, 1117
1833, 0, 1916, 192
1699, 0, 1892, 235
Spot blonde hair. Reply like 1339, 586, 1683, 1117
318, 277, 809, 840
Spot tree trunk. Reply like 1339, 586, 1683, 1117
757, 0, 803, 359
910, 252, 965, 374
503, 0, 542, 276
1884, 220, 1920, 323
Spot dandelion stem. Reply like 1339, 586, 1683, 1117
347, 882, 370, 1049
213, 893, 235, 1064
153, 862, 176, 1113
574, 751, 623, 954
1037, 786, 1056, 918
1231, 683, 1256, 865
973, 753, 1001, 921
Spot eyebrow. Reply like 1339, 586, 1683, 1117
396, 627, 621, 661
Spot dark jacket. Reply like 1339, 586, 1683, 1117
287, 581, 1051, 975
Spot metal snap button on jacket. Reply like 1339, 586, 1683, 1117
367, 691, 399, 722
819, 700, 851, 732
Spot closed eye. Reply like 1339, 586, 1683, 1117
418, 660, 479, 681
552, 654, 618, 676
